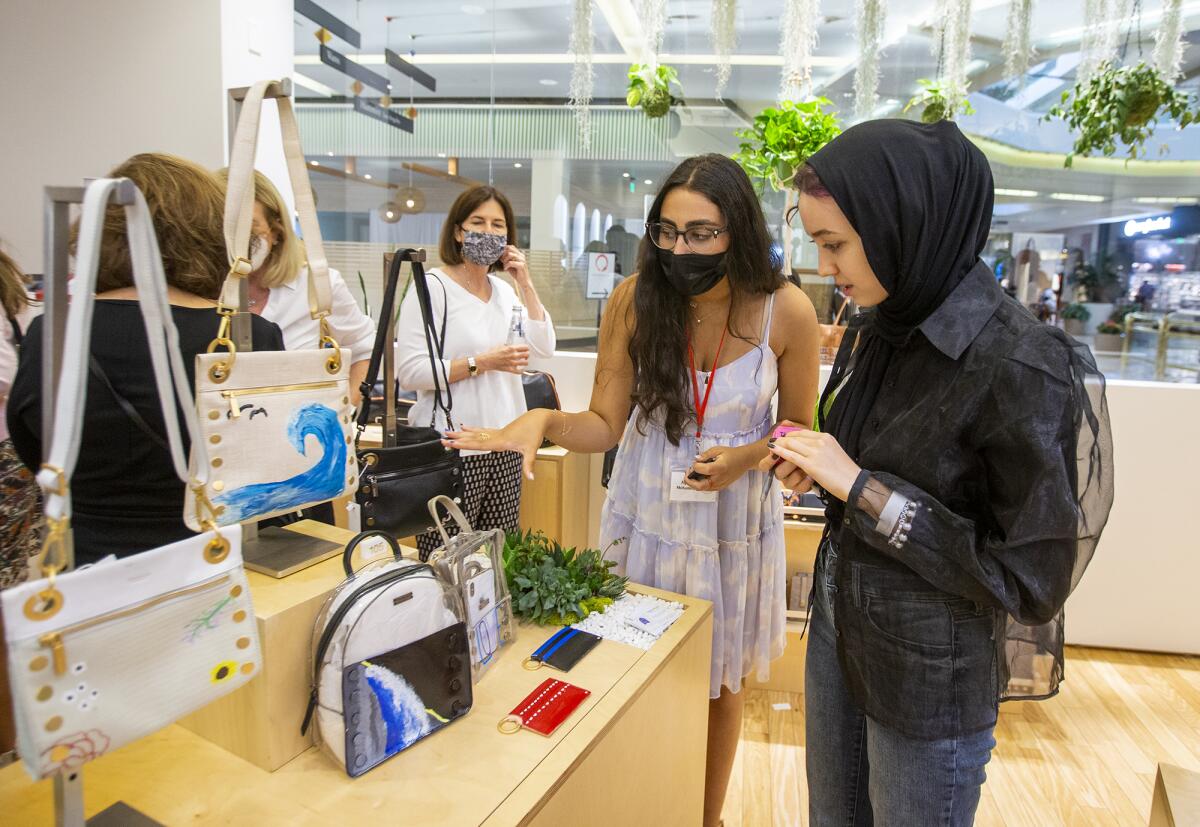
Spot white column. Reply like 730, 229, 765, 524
530, 158, 568, 253
220, 0, 297, 217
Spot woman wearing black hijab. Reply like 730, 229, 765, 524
765, 120, 1113, 824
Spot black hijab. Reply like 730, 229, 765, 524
810, 119, 995, 465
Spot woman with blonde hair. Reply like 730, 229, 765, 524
7, 153, 285, 565
217, 170, 375, 405
0, 247, 40, 586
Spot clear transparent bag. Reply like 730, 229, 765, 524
303, 531, 470, 777
425, 496, 516, 684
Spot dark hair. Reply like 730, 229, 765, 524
787, 163, 834, 227
629, 153, 782, 445
439, 186, 517, 271
88, 153, 229, 299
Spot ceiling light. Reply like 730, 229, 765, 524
995, 188, 1039, 197
1133, 196, 1198, 205
644, 179, 653, 185
309, 161, 319, 167
461, 3, 486, 14
514, 162, 523, 168
379, 202, 402, 224
1049, 192, 1105, 203
327, 151, 334, 157
622, 172, 631, 178
396, 186, 425, 215
363, 174, 372, 180
539, 79, 558, 86
437, 153, 447, 158
405, 199, 416, 209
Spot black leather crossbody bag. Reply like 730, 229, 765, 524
355, 249, 463, 539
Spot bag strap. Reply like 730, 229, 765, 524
355, 252, 454, 441
88, 356, 171, 454
7, 314, 21, 347
36, 179, 219, 561
416, 266, 453, 430
218, 80, 332, 330
427, 495, 473, 551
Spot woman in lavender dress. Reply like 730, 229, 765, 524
446, 154, 820, 826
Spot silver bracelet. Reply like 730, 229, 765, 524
887, 500, 917, 549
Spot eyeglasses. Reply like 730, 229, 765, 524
785, 206, 800, 228
645, 222, 729, 253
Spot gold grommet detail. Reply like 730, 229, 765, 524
241, 662, 255, 675
209, 435, 221, 445
366, 517, 375, 526
45, 716, 63, 733
363, 453, 378, 468
208, 362, 230, 383
342, 396, 349, 405
230, 585, 243, 598
233, 610, 247, 622
497, 715, 522, 735
29, 656, 48, 672
212, 458, 223, 468
208, 410, 220, 420
24, 589, 64, 622
237, 637, 251, 649
348, 476, 355, 486
37, 686, 53, 702
345, 435, 351, 445
204, 535, 231, 564
212, 481, 225, 492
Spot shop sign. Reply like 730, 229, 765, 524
1124, 215, 1172, 237
586, 252, 615, 299
352, 98, 414, 133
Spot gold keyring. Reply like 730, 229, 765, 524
497, 715, 523, 735
521, 657, 543, 672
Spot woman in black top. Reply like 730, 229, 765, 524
7, 153, 284, 565
766, 121, 1113, 825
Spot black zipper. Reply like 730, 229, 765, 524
300, 563, 435, 736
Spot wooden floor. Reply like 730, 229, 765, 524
723, 646, 1200, 826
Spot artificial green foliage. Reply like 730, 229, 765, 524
1096, 321, 1124, 335
626, 63, 682, 119
1044, 61, 1198, 168
502, 529, 628, 625
732, 98, 841, 193
1061, 302, 1092, 322
903, 79, 976, 124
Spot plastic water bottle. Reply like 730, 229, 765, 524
506, 305, 525, 345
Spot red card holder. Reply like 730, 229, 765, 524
499, 678, 590, 737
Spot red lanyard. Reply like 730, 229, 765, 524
686, 326, 728, 440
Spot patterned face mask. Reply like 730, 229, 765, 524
249, 234, 272, 272
461, 230, 507, 266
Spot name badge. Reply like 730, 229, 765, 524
669, 468, 718, 503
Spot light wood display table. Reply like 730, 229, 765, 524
0, 523, 714, 826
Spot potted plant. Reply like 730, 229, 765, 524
626, 63, 682, 120
1044, 61, 1198, 167
502, 530, 628, 626
1094, 320, 1124, 352
1072, 253, 1124, 333
903, 79, 976, 123
1061, 302, 1092, 336
732, 98, 842, 194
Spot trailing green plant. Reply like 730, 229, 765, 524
626, 63, 681, 119
502, 529, 628, 626
1044, 61, 1198, 167
904, 79, 977, 123
732, 98, 842, 194
356, 271, 372, 319
1108, 301, 1139, 325
1061, 302, 1092, 322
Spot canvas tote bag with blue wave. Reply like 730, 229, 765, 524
187, 80, 357, 529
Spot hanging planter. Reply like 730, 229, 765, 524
853, 0, 886, 117
1044, 61, 1198, 167
904, 79, 976, 123
569, 0, 595, 148
778, 0, 822, 103
626, 63, 682, 119
1002, 0, 1035, 85
710, 0, 738, 99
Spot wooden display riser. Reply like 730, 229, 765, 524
746, 520, 822, 694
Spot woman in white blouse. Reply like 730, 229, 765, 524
396, 186, 555, 557
220, 170, 376, 404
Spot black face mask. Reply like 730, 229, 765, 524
655, 248, 727, 297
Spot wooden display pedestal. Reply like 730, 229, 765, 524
746, 520, 822, 694
518, 445, 592, 550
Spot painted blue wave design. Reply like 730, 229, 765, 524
214, 402, 346, 523
363, 664, 431, 754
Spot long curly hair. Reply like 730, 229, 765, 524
629, 153, 783, 445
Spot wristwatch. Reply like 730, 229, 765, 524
467, 356, 479, 377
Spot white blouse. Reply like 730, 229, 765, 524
395, 270, 555, 450
260, 267, 376, 363
1, 301, 38, 443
